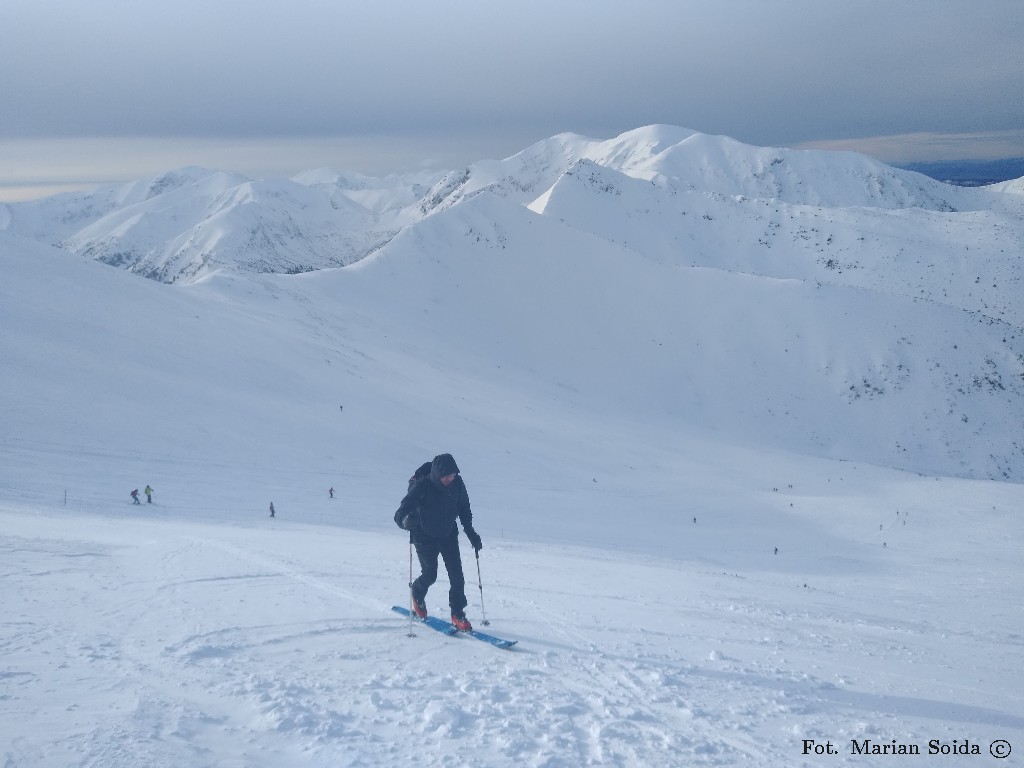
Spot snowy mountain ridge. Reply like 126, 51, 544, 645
416, 125, 977, 216
4, 125, 1019, 285
2, 125, 1023, 481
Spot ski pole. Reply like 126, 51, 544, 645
474, 550, 490, 626
407, 536, 416, 637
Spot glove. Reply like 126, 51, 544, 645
466, 528, 483, 552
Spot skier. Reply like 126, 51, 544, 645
394, 453, 482, 632
329, 487, 334, 499
144, 485, 154, 503
269, 502, 275, 518
130, 489, 141, 505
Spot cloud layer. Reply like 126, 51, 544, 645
2, 0, 1021, 199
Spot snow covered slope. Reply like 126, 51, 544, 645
2, 124, 1023, 481
533, 158, 1024, 327
3, 181, 1024, 488
2, 125, 1023, 766
2, 128, 1024, 768
2, 197, 1023, 767
362, 192, 1024, 481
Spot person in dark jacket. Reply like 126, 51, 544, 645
395, 453, 483, 631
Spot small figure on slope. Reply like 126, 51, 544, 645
144, 485, 154, 504
131, 489, 141, 505
269, 501, 275, 518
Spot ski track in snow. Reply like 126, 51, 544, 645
4, 507, 1021, 768
163, 535, 740, 766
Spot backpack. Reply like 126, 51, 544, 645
407, 461, 431, 492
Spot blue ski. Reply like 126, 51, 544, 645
460, 624, 518, 650
391, 606, 517, 649
392, 605, 457, 635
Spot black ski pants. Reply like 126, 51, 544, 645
411, 533, 467, 613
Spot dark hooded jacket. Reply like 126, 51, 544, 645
395, 453, 477, 543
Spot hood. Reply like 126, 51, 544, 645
429, 453, 460, 484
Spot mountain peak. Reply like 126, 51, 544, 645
1, 124, 1015, 285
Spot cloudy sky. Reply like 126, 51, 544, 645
2, 0, 1022, 201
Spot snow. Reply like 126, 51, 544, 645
2, 126, 1023, 767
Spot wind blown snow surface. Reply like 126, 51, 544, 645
2, 126, 1023, 767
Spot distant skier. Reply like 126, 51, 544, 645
394, 453, 482, 632
269, 501, 275, 518
131, 489, 141, 505
144, 485, 154, 504
329, 487, 334, 499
